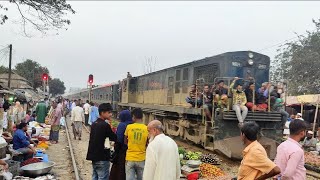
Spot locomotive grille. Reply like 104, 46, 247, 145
194, 63, 219, 84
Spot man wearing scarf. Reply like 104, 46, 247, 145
110, 110, 133, 180
230, 77, 248, 127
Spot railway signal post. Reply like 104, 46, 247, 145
42, 73, 49, 94
88, 74, 93, 102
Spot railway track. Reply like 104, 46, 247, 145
61, 118, 92, 180
64, 119, 81, 180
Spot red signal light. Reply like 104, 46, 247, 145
42, 73, 48, 81
88, 74, 93, 84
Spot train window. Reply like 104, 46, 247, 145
183, 68, 189, 80
176, 70, 181, 81
100, 95, 103, 99
232, 62, 242, 67
194, 63, 219, 85
182, 81, 188, 93
106, 94, 109, 100
175, 82, 180, 93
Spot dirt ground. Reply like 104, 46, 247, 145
47, 118, 92, 180
46, 130, 74, 179
69, 122, 92, 180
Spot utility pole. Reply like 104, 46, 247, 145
8, 44, 12, 88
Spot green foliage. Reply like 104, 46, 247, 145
0, 65, 9, 74
48, 78, 66, 96
0, 0, 75, 36
271, 19, 320, 95
14, 59, 49, 89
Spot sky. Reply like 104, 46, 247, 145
0, 1, 319, 91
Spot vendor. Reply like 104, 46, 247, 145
302, 131, 317, 151
13, 123, 36, 160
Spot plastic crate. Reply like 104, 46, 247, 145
5, 160, 20, 177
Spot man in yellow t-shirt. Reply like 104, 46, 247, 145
125, 108, 148, 180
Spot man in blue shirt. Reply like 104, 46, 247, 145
90, 102, 99, 124
13, 123, 36, 160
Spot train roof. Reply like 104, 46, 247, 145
133, 50, 269, 78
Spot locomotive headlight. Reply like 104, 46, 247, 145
248, 52, 254, 58
248, 59, 254, 65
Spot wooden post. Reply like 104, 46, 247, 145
8, 44, 12, 88
268, 85, 271, 112
0, 108, 3, 135
301, 103, 304, 117
313, 103, 319, 133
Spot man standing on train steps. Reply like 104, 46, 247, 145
125, 108, 148, 180
86, 103, 117, 180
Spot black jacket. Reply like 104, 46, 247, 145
86, 118, 117, 161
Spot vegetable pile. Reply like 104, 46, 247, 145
185, 151, 202, 160
21, 158, 41, 167
200, 154, 221, 165
200, 163, 225, 178
305, 152, 320, 167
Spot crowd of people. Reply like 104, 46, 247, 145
237, 120, 308, 180
0, 84, 318, 180
186, 77, 290, 127
86, 104, 181, 180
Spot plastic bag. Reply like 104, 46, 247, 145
2, 171, 13, 180
60, 117, 65, 127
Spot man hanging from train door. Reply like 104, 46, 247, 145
230, 77, 248, 127
202, 84, 214, 120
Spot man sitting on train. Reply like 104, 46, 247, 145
230, 78, 248, 127
186, 84, 202, 108
244, 82, 268, 111
201, 84, 214, 120
213, 80, 228, 111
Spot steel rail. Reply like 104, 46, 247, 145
65, 120, 81, 180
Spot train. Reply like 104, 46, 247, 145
65, 51, 282, 160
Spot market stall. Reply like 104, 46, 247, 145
178, 147, 231, 180
0, 121, 56, 179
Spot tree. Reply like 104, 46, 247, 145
48, 78, 65, 96
14, 59, 49, 89
0, 0, 75, 36
0, 65, 9, 74
271, 19, 320, 95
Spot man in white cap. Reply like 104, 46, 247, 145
302, 131, 317, 151
143, 120, 181, 180
296, 113, 304, 121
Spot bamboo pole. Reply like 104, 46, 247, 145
301, 103, 304, 117
312, 103, 319, 133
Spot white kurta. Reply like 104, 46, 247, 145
143, 134, 181, 180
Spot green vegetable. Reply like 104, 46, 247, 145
178, 147, 186, 155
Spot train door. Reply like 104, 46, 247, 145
167, 76, 174, 104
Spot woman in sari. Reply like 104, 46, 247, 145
109, 110, 132, 180
49, 101, 62, 144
